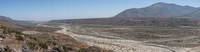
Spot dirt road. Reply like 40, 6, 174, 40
56, 25, 180, 52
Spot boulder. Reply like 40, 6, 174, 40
51, 47, 64, 52
22, 45, 32, 52
5, 45, 10, 51
0, 33, 6, 38
22, 45, 27, 49
22, 48, 32, 52
0, 46, 5, 51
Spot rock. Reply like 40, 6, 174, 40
24, 36, 29, 38
5, 45, 10, 51
44, 50, 49, 52
0, 33, 6, 38
0, 38, 3, 41
5, 45, 10, 49
0, 46, 5, 51
9, 34, 13, 36
22, 45, 27, 49
22, 48, 32, 52
58, 46, 64, 52
51, 47, 64, 52
22, 45, 32, 52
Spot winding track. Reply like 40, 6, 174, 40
56, 25, 179, 52
36, 23, 200, 52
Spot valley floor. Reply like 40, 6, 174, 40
53, 24, 200, 52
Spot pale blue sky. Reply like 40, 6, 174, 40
0, 0, 200, 21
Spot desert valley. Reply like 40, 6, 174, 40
1, 2, 200, 52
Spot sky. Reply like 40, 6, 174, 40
0, 0, 200, 21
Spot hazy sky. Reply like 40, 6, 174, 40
0, 0, 200, 21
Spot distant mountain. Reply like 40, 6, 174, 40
182, 9, 200, 18
49, 18, 200, 27
0, 15, 31, 24
114, 2, 199, 18
0, 20, 22, 28
0, 16, 14, 22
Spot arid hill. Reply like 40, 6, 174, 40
0, 20, 22, 29
49, 18, 200, 27
182, 9, 200, 18
0, 16, 31, 25
0, 21, 112, 52
114, 2, 199, 18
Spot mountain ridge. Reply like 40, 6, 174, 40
114, 2, 200, 18
0, 15, 32, 25
182, 9, 200, 18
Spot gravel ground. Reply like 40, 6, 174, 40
56, 25, 179, 52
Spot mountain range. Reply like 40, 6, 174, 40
1, 2, 200, 25
49, 2, 200, 27
0, 20, 22, 28
114, 2, 200, 18
182, 9, 200, 18
0, 16, 32, 25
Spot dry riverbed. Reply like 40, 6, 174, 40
56, 25, 180, 52
36, 23, 199, 52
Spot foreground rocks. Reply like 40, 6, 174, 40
0, 25, 112, 52
0, 45, 12, 52
0, 33, 6, 39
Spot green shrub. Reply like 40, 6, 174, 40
24, 34, 34, 39
62, 45, 73, 52
29, 35, 34, 39
15, 35, 24, 41
38, 40, 48, 49
52, 41, 57, 45
3, 30, 9, 34
0, 25, 6, 29
15, 31, 22, 35
2, 49, 12, 52
33, 37, 38, 41
27, 41, 36, 49
76, 50, 86, 52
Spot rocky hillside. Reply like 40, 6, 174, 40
0, 25, 112, 52
182, 9, 200, 18
49, 18, 200, 27
114, 2, 199, 18
0, 16, 13, 22
0, 20, 22, 29
0, 16, 31, 25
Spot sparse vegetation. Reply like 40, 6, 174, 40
62, 45, 73, 51
38, 39, 48, 49
24, 34, 34, 39
27, 41, 36, 49
2, 49, 12, 52
15, 35, 24, 41
0, 25, 112, 52
76, 50, 86, 52
3, 30, 9, 34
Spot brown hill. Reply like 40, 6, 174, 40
49, 18, 200, 27
0, 20, 22, 28
114, 2, 199, 18
0, 23, 112, 52
182, 9, 200, 18
0, 15, 31, 25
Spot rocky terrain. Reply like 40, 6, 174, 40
182, 9, 200, 18
0, 16, 31, 25
1, 2, 200, 52
0, 23, 112, 52
56, 24, 200, 52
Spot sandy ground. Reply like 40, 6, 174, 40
56, 25, 180, 52
35, 23, 200, 52
22, 31, 41, 34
